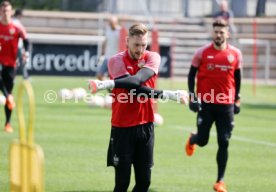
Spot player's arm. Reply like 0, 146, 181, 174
17, 24, 30, 63
115, 67, 154, 88
89, 68, 188, 104
188, 66, 201, 112
234, 68, 241, 114
188, 66, 197, 96
89, 67, 154, 91
21, 38, 30, 64
114, 73, 162, 98
22, 38, 29, 51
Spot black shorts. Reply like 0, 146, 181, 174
0, 65, 16, 93
107, 122, 154, 168
197, 103, 234, 143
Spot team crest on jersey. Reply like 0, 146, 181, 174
207, 63, 215, 71
227, 54, 235, 63
9, 28, 15, 35
137, 59, 146, 68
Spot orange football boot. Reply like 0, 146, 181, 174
4, 123, 13, 133
213, 181, 227, 192
185, 133, 196, 156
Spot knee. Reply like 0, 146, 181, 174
218, 136, 230, 149
197, 138, 209, 147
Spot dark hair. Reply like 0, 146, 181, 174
129, 23, 148, 37
212, 19, 228, 28
14, 9, 23, 17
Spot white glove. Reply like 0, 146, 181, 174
163, 90, 189, 105
88, 80, 115, 93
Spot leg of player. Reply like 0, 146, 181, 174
132, 123, 154, 192
213, 105, 234, 192
185, 104, 214, 156
114, 165, 131, 192
2, 66, 16, 132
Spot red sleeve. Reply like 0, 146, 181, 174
13, 21, 27, 39
143, 51, 161, 74
236, 49, 243, 69
191, 46, 205, 68
108, 53, 129, 79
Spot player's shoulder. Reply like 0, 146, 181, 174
11, 20, 25, 31
228, 44, 242, 55
109, 51, 125, 65
145, 50, 161, 59
194, 43, 212, 56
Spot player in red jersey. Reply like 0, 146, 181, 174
0, 1, 29, 132
185, 19, 242, 192
88, 23, 188, 192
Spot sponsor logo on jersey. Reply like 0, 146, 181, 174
113, 154, 119, 166
126, 66, 133, 70
207, 55, 214, 59
9, 28, 15, 35
227, 54, 235, 63
138, 59, 146, 68
207, 63, 215, 70
215, 64, 233, 71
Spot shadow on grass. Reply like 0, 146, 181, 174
243, 103, 276, 110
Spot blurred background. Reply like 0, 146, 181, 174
9, 0, 276, 82
1, 1, 276, 191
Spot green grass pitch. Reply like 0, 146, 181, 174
0, 76, 276, 191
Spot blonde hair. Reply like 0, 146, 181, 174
128, 23, 148, 37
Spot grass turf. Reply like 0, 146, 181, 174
0, 76, 275, 192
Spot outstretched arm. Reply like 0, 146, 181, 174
88, 68, 188, 104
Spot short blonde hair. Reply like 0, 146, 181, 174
128, 23, 148, 37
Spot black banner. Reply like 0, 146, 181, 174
24, 43, 171, 77
159, 45, 171, 78
27, 43, 99, 76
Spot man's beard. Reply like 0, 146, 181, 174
130, 51, 142, 60
214, 38, 225, 47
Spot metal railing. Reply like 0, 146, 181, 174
238, 38, 271, 83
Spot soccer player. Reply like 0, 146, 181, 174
89, 23, 188, 192
185, 19, 242, 192
0, 1, 29, 132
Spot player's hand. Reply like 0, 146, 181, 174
22, 51, 29, 64
189, 95, 201, 113
88, 79, 115, 93
234, 100, 240, 114
88, 80, 101, 93
176, 90, 189, 105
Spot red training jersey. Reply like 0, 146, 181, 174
191, 43, 242, 104
0, 20, 27, 67
108, 50, 161, 127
